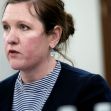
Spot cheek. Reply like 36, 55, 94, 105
3, 37, 8, 53
22, 37, 43, 55
22, 32, 43, 47
3, 33, 9, 45
3, 35, 6, 45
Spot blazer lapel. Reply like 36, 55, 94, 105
42, 68, 75, 111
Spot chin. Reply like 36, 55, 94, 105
10, 63, 29, 71
9, 60, 25, 70
10, 62, 23, 70
11, 65, 21, 70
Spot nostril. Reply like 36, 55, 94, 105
9, 41, 17, 45
7, 38, 18, 45
6, 35, 19, 45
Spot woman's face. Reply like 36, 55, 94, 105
2, 2, 52, 71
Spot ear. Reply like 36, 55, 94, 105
48, 25, 62, 49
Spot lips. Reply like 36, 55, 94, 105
9, 50, 19, 53
8, 49, 20, 56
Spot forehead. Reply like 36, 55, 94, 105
2, 2, 38, 22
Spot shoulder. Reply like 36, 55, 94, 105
0, 72, 18, 107
60, 62, 111, 100
60, 61, 110, 86
0, 72, 18, 91
60, 61, 101, 80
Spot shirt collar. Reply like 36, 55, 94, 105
16, 61, 61, 93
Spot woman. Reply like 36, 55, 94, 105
0, 0, 111, 111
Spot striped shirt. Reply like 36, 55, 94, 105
12, 61, 61, 111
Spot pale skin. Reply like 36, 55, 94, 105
2, 2, 62, 83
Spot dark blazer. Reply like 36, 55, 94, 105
0, 62, 111, 111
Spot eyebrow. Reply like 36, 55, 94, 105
1, 20, 7, 25
2, 19, 33, 26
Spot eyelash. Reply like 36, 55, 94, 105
19, 24, 30, 31
2, 24, 30, 31
3, 25, 10, 31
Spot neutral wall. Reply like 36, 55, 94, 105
64, 0, 104, 77
0, 0, 104, 80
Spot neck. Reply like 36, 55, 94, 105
20, 56, 57, 83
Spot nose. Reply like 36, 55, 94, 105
5, 29, 19, 45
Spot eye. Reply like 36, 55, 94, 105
19, 24, 30, 31
2, 24, 10, 31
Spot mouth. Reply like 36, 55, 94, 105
8, 50, 20, 56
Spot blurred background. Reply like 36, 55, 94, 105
0, 0, 111, 87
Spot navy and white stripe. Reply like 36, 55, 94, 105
12, 61, 61, 111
